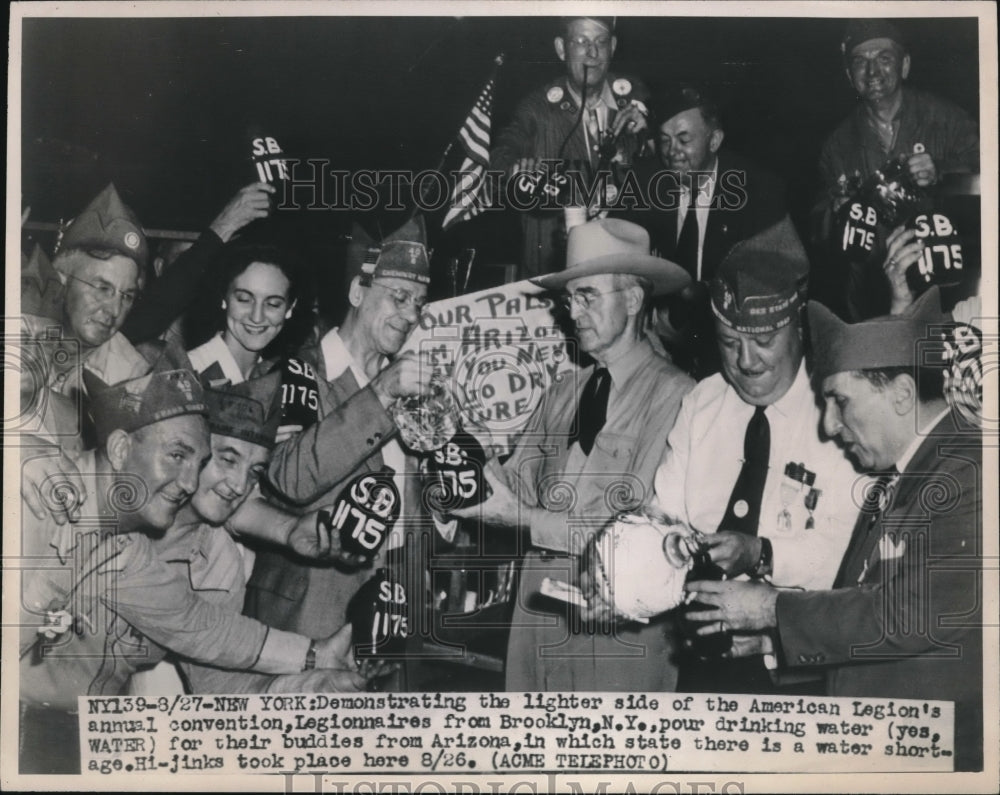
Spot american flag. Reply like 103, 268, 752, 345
443, 59, 502, 230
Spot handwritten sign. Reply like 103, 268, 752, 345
403, 280, 578, 452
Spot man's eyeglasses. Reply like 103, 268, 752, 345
67, 274, 138, 308
558, 287, 626, 312
566, 35, 613, 53
369, 281, 427, 313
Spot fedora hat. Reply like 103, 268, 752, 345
531, 218, 690, 297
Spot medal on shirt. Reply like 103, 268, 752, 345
779, 463, 819, 532
320, 466, 399, 561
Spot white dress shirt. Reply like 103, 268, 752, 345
653, 362, 867, 589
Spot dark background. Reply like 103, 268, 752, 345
20, 14, 981, 297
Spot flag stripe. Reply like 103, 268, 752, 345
444, 74, 497, 231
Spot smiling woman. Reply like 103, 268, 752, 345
187, 242, 301, 384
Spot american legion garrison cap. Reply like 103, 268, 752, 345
83, 367, 207, 444
203, 371, 284, 450
710, 216, 810, 334
346, 215, 430, 287
808, 287, 950, 381
57, 183, 149, 270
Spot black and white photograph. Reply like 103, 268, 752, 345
4, 1, 997, 791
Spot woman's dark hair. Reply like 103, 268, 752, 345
217, 242, 301, 307
184, 240, 312, 357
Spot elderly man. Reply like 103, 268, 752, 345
18, 366, 359, 774
245, 218, 437, 670
651, 220, 863, 694
131, 373, 372, 696
687, 293, 983, 771
492, 17, 651, 278
21, 184, 149, 408
453, 218, 693, 691
819, 19, 979, 200
621, 84, 792, 378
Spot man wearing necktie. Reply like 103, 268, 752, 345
619, 84, 792, 379
687, 289, 983, 771
651, 219, 863, 695
454, 218, 693, 691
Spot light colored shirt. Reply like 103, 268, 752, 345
653, 362, 866, 589
20, 312, 148, 405
506, 337, 694, 552
188, 332, 246, 385
566, 81, 619, 167
675, 159, 718, 280
18, 453, 307, 709
187, 331, 260, 579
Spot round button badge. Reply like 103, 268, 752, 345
733, 500, 749, 518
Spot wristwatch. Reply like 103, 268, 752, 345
750, 537, 773, 580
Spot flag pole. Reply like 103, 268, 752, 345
417, 52, 504, 226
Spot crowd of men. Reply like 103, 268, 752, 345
13, 15, 985, 775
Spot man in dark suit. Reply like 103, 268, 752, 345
621, 84, 793, 378
686, 290, 983, 771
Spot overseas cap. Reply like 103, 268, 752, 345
654, 82, 716, 127
841, 19, 906, 59
83, 367, 207, 444
203, 371, 283, 450
346, 215, 430, 287
807, 287, 948, 381
710, 217, 810, 334
57, 183, 148, 270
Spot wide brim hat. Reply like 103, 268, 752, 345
531, 218, 690, 297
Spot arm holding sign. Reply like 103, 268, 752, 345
122, 182, 276, 344
883, 225, 923, 313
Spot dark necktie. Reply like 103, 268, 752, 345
572, 368, 611, 456
718, 406, 770, 536
675, 180, 700, 277
833, 467, 899, 588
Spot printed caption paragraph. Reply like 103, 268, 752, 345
80, 692, 955, 775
